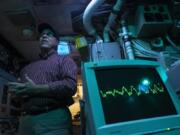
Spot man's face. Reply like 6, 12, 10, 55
39, 29, 58, 49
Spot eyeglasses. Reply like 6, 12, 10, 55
40, 31, 55, 38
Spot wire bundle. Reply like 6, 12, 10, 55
132, 39, 159, 59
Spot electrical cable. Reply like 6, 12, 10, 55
132, 39, 159, 59
165, 35, 180, 52
132, 39, 159, 58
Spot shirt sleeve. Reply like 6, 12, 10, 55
47, 56, 78, 98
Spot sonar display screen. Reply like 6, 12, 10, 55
95, 67, 177, 124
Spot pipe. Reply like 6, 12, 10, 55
103, 0, 123, 42
83, 0, 105, 41
120, 20, 135, 60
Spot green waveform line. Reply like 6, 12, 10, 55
100, 84, 164, 98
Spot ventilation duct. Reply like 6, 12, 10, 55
5, 9, 36, 26
32, 0, 63, 5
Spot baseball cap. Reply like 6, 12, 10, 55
38, 23, 59, 40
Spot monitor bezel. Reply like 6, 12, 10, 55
83, 60, 180, 134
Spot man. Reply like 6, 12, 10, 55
8, 23, 77, 135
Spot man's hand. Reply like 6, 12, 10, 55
8, 74, 49, 97
8, 75, 36, 96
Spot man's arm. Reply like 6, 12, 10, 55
47, 56, 78, 98
8, 56, 78, 98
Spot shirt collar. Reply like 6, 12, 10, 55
39, 49, 57, 59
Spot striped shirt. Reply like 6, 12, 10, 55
19, 50, 78, 108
